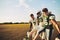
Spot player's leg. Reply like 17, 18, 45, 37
33, 31, 39, 40
32, 30, 37, 39
45, 29, 50, 40
33, 30, 45, 40
39, 28, 46, 40
33, 27, 45, 40
49, 28, 53, 40
46, 28, 53, 40
41, 31, 46, 40
27, 28, 37, 38
32, 26, 41, 40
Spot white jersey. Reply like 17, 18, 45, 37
29, 18, 44, 33
29, 18, 37, 28
36, 15, 44, 32
36, 22, 44, 33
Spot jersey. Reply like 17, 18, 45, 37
29, 18, 37, 28
36, 15, 45, 32
42, 13, 55, 28
37, 15, 43, 25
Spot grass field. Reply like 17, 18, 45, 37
0, 24, 30, 40
0, 22, 60, 40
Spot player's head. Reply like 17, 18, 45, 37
30, 14, 34, 19
42, 8, 48, 13
42, 8, 49, 16
37, 11, 41, 17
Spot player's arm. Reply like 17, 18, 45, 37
29, 21, 32, 31
50, 19, 60, 33
30, 22, 32, 28
49, 14, 60, 33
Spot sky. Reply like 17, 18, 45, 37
0, 0, 60, 23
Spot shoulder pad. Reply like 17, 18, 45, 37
50, 14, 55, 16
49, 15, 55, 19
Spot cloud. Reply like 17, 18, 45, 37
16, 0, 35, 13
15, 0, 36, 22
19, 0, 29, 8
